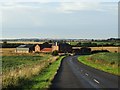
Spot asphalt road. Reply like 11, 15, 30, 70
50, 56, 119, 89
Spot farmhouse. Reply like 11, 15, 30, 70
34, 42, 53, 53
52, 42, 59, 52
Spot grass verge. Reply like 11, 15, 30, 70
21, 56, 65, 89
78, 52, 119, 76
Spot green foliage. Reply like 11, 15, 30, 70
52, 50, 58, 56
68, 41, 120, 47
80, 47, 91, 55
78, 52, 120, 76
2, 43, 21, 48
3, 41, 7, 44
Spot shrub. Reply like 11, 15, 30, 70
52, 50, 58, 56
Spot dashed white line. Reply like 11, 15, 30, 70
85, 73, 88, 76
93, 79, 100, 84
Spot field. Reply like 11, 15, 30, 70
78, 52, 120, 76
2, 53, 61, 89
72, 47, 119, 53
90, 47, 119, 53
2, 55, 50, 72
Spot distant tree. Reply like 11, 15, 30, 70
91, 43, 97, 47
34, 39, 40, 42
43, 42, 49, 45
81, 42, 91, 47
76, 42, 81, 47
91, 39, 94, 41
48, 40, 52, 43
3, 41, 7, 44
58, 40, 64, 44
52, 50, 58, 56
80, 47, 91, 55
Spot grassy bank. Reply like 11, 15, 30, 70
22, 56, 65, 89
2, 54, 59, 89
78, 52, 120, 76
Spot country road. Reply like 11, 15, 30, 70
50, 56, 119, 89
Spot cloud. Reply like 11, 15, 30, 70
2, 7, 45, 30
56, 2, 101, 13
56, 2, 118, 13
0, 1, 118, 12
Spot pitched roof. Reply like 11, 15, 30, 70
17, 44, 34, 48
41, 48, 52, 52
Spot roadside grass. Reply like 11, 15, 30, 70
22, 56, 65, 89
2, 54, 59, 89
78, 52, 120, 76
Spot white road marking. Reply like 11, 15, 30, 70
93, 79, 100, 84
85, 73, 88, 76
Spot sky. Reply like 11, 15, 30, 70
0, 0, 119, 39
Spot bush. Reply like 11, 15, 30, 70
52, 50, 58, 56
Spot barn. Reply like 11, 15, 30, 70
16, 44, 35, 53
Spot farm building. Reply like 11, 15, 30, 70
16, 44, 35, 53
52, 42, 59, 52
34, 44, 41, 52
34, 42, 52, 53
34, 42, 59, 53
41, 48, 52, 53
16, 42, 72, 53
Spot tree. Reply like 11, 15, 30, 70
48, 40, 52, 43
80, 47, 91, 55
52, 50, 58, 56
76, 42, 81, 47
3, 40, 7, 44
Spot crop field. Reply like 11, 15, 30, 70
0, 48, 16, 56
90, 47, 119, 53
2, 53, 60, 89
78, 52, 120, 76
2, 55, 50, 72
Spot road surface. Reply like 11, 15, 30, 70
50, 56, 119, 89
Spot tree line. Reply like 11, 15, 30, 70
73, 42, 120, 47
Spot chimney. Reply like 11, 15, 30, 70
55, 42, 58, 46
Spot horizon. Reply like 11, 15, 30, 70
0, 37, 119, 40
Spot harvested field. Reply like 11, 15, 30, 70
72, 47, 119, 53
90, 47, 119, 53
0, 48, 16, 56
